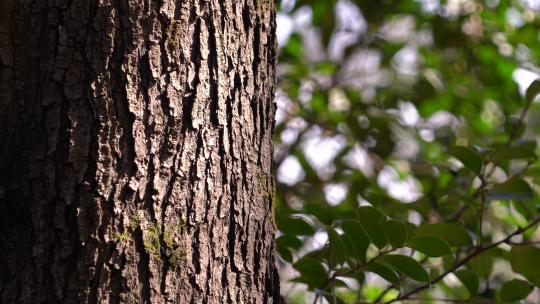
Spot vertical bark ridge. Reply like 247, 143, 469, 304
0, 0, 278, 303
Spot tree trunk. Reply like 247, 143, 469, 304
0, 0, 279, 303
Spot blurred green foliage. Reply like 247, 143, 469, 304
275, 0, 540, 303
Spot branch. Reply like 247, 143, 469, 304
403, 296, 499, 303
383, 216, 540, 304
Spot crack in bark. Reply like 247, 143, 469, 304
133, 228, 152, 303
207, 6, 220, 127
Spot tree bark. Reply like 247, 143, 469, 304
0, 0, 279, 303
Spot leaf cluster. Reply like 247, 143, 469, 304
275, 1, 540, 303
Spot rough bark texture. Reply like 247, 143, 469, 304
0, 0, 278, 303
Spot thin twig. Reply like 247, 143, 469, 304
508, 94, 534, 144
313, 247, 398, 304
477, 177, 487, 247
507, 240, 540, 246
451, 96, 535, 221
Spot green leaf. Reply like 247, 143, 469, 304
512, 200, 538, 221
341, 220, 370, 260
449, 146, 483, 174
526, 79, 540, 102
276, 235, 303, 250
283, 34, 303, 59
411, 223, 472, 247
407, 235, 452, 257
357, 206, 387, 249
519, 139, 538, 150
277, 245, 293, 262
454, 269, 479, 298
340, 234, 361, 262
323, 293, 347, 304
339, 268, 365, 284
487, 177, 533, 201
381, 219, 407, 248
505, 117, 526, 139
305, 203, 334, 225
363, 262, 401, 286
501, 279, 534, 302
509, 245, 540, 287
379, 254, 430, 282
327, 227, 346, 266
488, 146, 537, 162
293, 257, 327, 288
293, 256, 327, 277
290, 275, 322, 291
467, 247, 500, 277
277, 216, 315, 236
314, 62, 337, 75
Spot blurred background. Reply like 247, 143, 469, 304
273, 0, 540, 303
